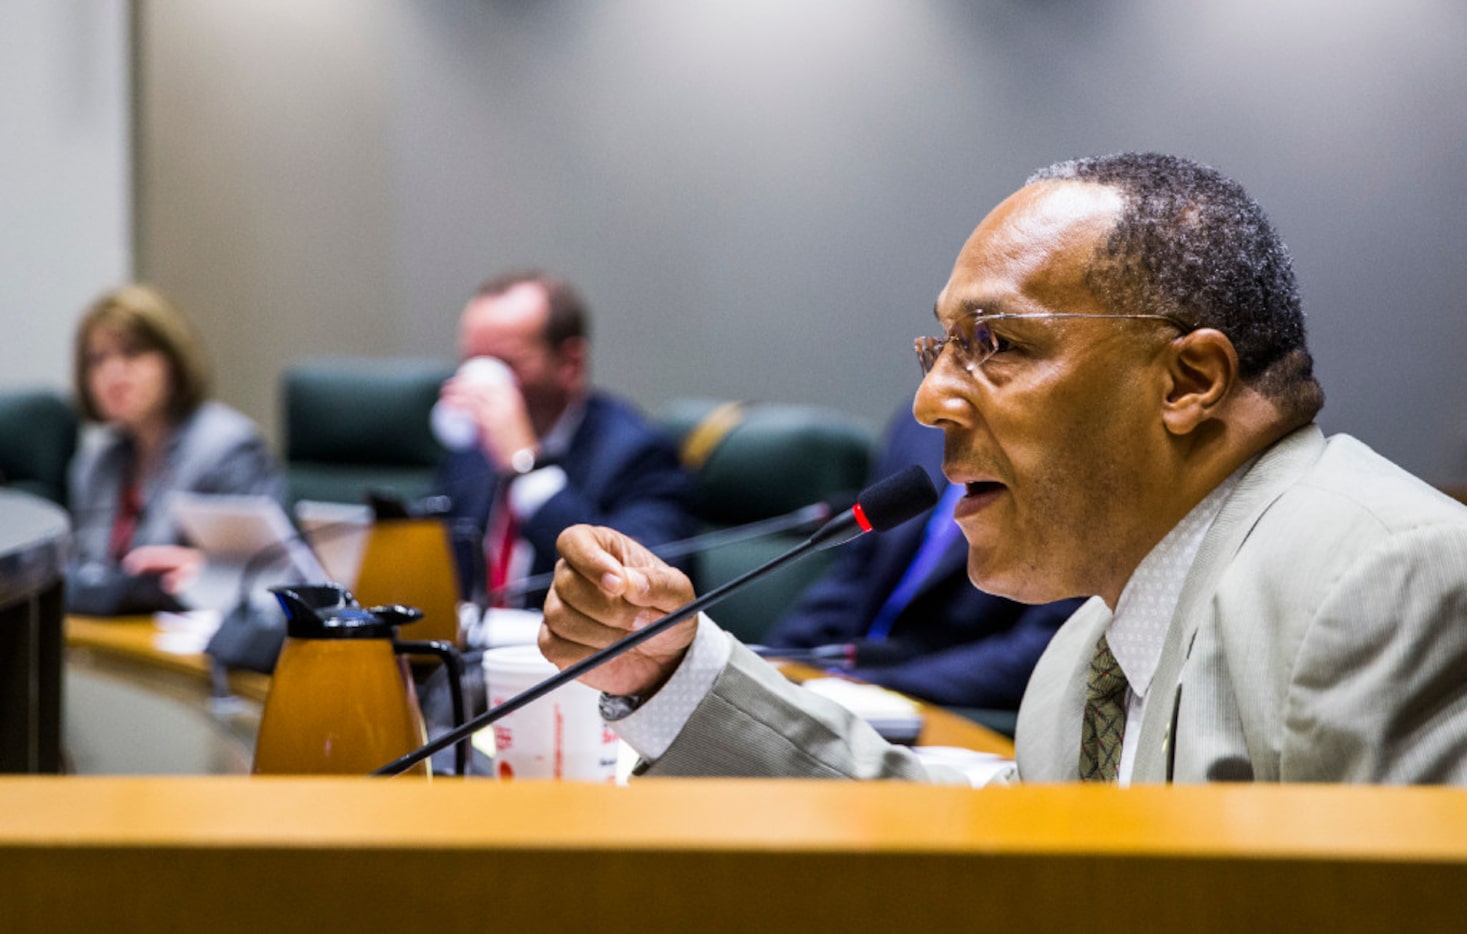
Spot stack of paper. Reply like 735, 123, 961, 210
801, 677, 924, 745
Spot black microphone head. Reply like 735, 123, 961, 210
856, 464, 939, 532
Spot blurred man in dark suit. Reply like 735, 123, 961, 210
434, 270, 696, 608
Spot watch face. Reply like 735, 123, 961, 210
511, 447, 537, 474
598, 692, 643, 721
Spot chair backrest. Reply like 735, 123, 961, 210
0, 388, 78, 507
658, 399, 875, 643
281, 357, 454, 506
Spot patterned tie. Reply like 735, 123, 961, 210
1079, 633, 1128, 782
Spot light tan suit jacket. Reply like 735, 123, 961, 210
646, 426, 1467, 784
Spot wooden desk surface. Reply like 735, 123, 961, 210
66, 614, 271, 703
2, 777, 1465, 931
64, 617, 1015, 758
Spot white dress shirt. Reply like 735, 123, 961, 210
1107, 471, 1240, 784
493, 399, 586, 601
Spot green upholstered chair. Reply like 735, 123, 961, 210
658, 399, 876, 643
281, 358, 455, 507
0, 388, 78, 507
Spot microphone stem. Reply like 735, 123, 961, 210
372, 523, 846, 776
490, 500, 831, 602
650, 503, 828, 561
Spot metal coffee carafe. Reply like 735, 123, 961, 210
253, 583, 465, 777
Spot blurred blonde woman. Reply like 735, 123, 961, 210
67, 284, 285, 615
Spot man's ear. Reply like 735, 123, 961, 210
556, 336, 589, 390
1161, 328, 1237, 436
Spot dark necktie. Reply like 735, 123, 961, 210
1079, 632, 1128, 782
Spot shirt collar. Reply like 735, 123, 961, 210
1105, 467, 1246, 698
539, 396, 586, 460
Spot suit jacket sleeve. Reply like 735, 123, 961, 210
642, 638, 972, 783
183, 430, 287, 502
517, 401, 697, 567
521, 441, 694, 555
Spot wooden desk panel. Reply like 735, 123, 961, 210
0, 491, 69, 773
65, 616, 266, 775
1, 778, 1464, 931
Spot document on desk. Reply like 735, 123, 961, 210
152, 609, 224, 654
168, 492, 331, 610
295, 499, 373, 588
801, 678, 1015, 784
801, 677, 925, 744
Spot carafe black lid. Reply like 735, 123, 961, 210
270, 583, 423, 639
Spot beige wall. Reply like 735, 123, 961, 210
0, 0, 131, 395
135, 0, 401, 447
134, 1, 1467, 481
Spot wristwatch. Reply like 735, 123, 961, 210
598, 692, 646, 721
509, 446, 540, 475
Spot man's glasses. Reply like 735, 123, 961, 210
914, 312, 1191, 375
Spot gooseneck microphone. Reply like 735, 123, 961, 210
748, 639, 920, 669
487, 493, 855, 603
372, 465, 938, 776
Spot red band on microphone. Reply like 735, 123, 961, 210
851, 503, 873, 533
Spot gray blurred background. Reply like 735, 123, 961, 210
6, 0, 1467, 481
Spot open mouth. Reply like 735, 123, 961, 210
965, 481, 1004, 497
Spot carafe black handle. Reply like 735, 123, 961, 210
392, 638, 469, 776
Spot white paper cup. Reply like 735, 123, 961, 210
431, 356, 515, 452
482, 607, 544, 648
481, 644, 618, 782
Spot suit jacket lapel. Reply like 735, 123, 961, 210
1015, 595, 1111, 781
1131, 425, 1327, 781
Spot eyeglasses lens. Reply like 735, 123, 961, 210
915, 317, 995, 375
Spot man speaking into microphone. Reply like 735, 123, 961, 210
432, 270, 697, 609
541, 153, 1467, 786
759, 402, 1084, 716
